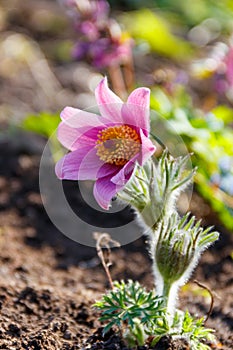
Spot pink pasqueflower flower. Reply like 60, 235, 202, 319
55, 78, 156, 209
91, 38, 133, 69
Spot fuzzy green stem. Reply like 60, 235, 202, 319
162, 281, 178, 324
163, 282, 171, 305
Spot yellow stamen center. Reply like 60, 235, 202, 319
96, 125, 141, 166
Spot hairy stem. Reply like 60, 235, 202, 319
163, 281, 178, 324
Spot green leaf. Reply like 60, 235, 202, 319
94, 280, 166, 346
123, 9, 192, 59
22, 112, 60, 138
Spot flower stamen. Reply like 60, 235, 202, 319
96, 125, 141, 166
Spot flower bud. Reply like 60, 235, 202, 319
153, 213, 219, 288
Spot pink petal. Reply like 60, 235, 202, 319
97, 162, 119, 179
58, 106, 108, 151
61, 106, 104, 129
127, 87, 150, 110
122, 87, 150, 135
110, 158, 135, 186
94, 174, 123, 210
55, 146, 103, 180
55, 146, 118, 181
95, 77, 123, 124
57, 122, 103, 151
138, 129, 156, 165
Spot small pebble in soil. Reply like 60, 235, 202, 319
8, 323, 21, 336
63, 330, 72, 340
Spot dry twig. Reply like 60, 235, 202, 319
193, 280, 215, 323
93, 232, 120, 289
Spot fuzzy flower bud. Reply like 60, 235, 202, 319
152, 212, 219, 317
119, 150, 195, 231
154, 213, 219, 286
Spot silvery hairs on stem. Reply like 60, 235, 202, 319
118, 150, 219, 318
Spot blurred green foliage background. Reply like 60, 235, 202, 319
1, 0, 232, 231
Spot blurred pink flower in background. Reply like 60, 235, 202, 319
73, 37, 133, 68
55, 78, 156, 209
60, 0, 133, 69
191, 41, 233, 99
224, 46, 233, 88
214, 44, 233, 94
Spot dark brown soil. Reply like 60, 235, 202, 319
0, 131, 232, 350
